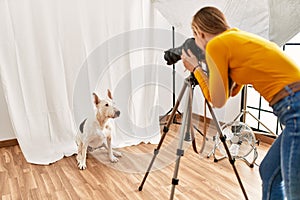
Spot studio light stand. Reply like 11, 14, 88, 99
233, 85, 276, 136
138, 74, 249, 200
159, 26, 181, 125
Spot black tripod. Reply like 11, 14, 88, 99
138, 74, 249, 200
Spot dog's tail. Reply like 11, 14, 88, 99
79, 118, 88, 133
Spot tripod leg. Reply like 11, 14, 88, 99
184, 85, 193, 142
138, 81, 188, 191
206, 102, 249, 200
170, 82, 192, 200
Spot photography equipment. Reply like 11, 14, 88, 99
160, 33, 207, 126
207, 121, 258, 168
164, 38, 205, 65
207, 85, 278, 169
138, 74, 249, 200
159, 27, 182, 125
234, 85, 276, 136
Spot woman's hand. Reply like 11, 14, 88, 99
181, 49, 199, 72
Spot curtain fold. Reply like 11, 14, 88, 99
0, 0, 171, 164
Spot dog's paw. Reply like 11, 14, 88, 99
109, 156, 119, 163
78, 162, 87, 170
113, 151, 122, 157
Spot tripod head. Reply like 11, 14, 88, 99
186, 73, 199, 88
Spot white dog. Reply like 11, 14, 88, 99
76, 90, 121, 170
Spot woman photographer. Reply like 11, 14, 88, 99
181, 6, 300, 200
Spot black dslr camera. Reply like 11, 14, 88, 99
164, 38, 205, 65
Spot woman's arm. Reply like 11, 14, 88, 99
193, 67, 211, 102
181, 49, 212, 102
205, 37, 238, 108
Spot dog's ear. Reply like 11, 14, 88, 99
107, 89, 113, 100
92, 93, 100, 105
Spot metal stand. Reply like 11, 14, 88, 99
159, 26, 181, 125
138, 75, 249, 200
234, 85, 276, 136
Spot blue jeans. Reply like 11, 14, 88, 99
259, 88, 300, 200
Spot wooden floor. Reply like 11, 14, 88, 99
0, 118, 271, 200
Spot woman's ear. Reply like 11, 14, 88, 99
201, 32, 205, 39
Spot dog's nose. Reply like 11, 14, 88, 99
115, 110, 121, 117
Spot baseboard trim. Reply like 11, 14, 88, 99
1, 115, 275, 148
253, 132, 276, 145
0, 139, 18, 148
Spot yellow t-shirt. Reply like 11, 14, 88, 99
194, 28, 300, 108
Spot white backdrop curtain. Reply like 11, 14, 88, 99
0, 0, 177, 164
3, 0, 299, 165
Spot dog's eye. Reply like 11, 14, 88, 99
105, 103, 109, 107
